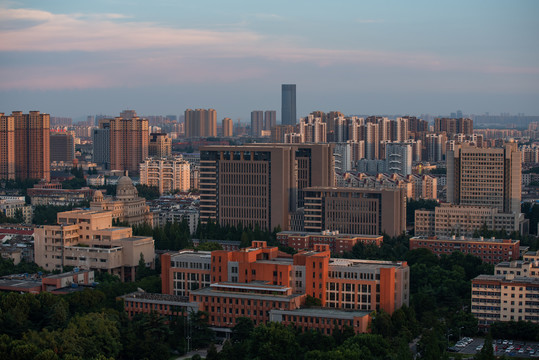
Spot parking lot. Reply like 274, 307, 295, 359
450, 338, 539, 358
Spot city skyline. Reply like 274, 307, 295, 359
1, 1, 538, 121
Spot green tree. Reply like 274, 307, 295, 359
474, 332, 494, 360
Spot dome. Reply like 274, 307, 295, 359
116, 176, 138, 200
93, 190, 104, 201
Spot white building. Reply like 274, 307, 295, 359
139, 156, 190, 195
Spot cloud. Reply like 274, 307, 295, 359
0, 7, 537, 91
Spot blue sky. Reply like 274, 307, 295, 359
1, 0, 538, 122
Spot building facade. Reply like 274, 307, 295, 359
50, 131, 75, 162
148, 133, 172, 158
303, 187, 406, 237
101, 111, 149, 174
222, 118, 233, 137
414, 204, 528, 237
185, 109, 217, 138
281, 84, 297, 125
447, 143, 521, 214
409, 236, 519, 264
277, 231, 383, 254
199, 144, 335, 231
139, 157, 190, 194
34, 210, 155, 281
0, 113, 15, 180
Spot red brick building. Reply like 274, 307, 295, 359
409, 236, 519, 264
277, 231, 383, 254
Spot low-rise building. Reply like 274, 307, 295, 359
0, 198, 32, 223
0, 269, 94, 294
415, 203, 528, 237
120, 291, 198, 318
28, 182, 94, 206
34, 210, 155, 281
277, 231, 383, 254
409, 236, 520, 264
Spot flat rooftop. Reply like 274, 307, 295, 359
45, 269, 92, 279
474, 274, 539, 285
120, 291, 191, 304
270, 307, 370, 319
0, 278, 42, 290
411, 236, 519, 244
279, 231, 382, 239
192, 286, 303, 302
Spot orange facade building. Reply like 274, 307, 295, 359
161, 241, 409, 328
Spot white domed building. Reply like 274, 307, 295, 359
90, 176, 153, 226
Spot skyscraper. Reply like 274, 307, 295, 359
102, 110, 149, 175
250, 110, 264, 136
5, 111, 50, 182
93, 120, 110, 168
447, 142, 521, 213
264, 110, 276, 130
0, 113, 15, 180
281, 84, 296, 125
184, 109, 217, 138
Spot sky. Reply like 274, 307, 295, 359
1, 0, 538, 122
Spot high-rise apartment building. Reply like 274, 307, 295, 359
434, 117, 473, 136
264, 110, 276, 130
101, 111, 149, 175
139, 156, 190, 194
447, 143, 521, 214
271, 125, 295, 143
148, 133, 172, 158
0, 113, 15, 180
303, 187, 406, 237
299, 115, 327, 143
281, 84, 297, 125
199, 144, 335, 231
50, 131, 75, 162
221, 118, 233, 137
184, 108, 217, 138
250, 110, 264, 136
7, 111, 51, 182
385, 142, 412, 176
92, 124, 110, 168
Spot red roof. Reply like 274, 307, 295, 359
0, 229, 34, 236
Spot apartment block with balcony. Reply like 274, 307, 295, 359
139, 156, 190, 194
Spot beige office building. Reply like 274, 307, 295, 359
447, 143, 521, 214
101, 111, 149, 175
139, 157, 190, 194
303, 187, 406, 237
34, 210, 155, 281
199, 144, 335, 231
185, 109, 217, 138
472, 259, 539, 326
415, 203, 527, 237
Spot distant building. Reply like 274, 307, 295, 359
100, 111, 149, 175
92, 126, 110, 168
0, 111, 50, 181
139, 157, 190, 195
264, 110, 276, 130
415, 203, 528, 238
277, 231, 383, 254
0, 198, 33, 223
281, 84, 296, 125
222, 118, 233, 137
409, 236, 519, 264
148, 133, 172, 158
385, 142, 412, 176
434, 117, 473, 136
185, 109, 217, 138
50, 131, 75, 162
28, 183, 95, 206
251, 111, 264, 137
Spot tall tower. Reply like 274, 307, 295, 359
264, 110, 276, 130
107, 110, 149, 175
281, 84, 296, 125
251, 111, 263, 137
93, 120, 110, 169
12, 111, 50, 181
0, 113, 15, 180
